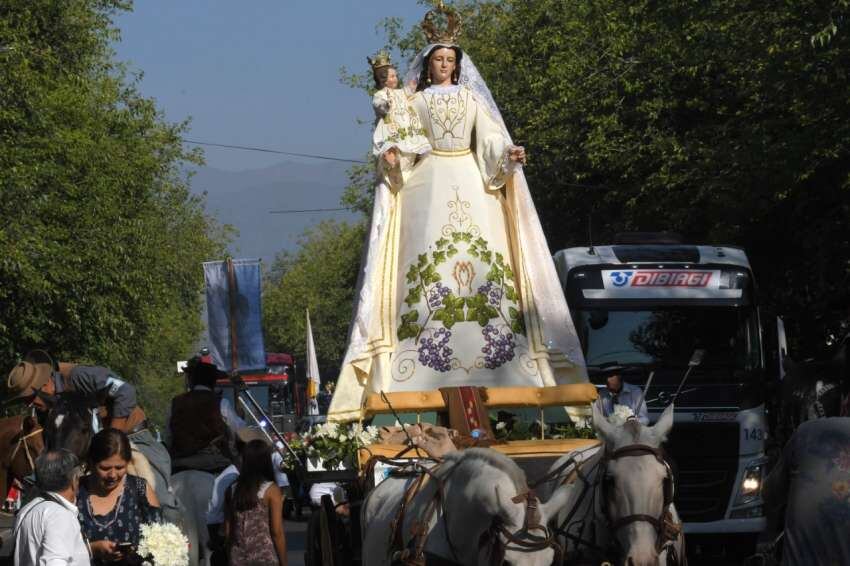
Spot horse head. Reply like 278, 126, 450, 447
592, 401, 677, 566
436, 448, 565, 566
44, 392, 94, 461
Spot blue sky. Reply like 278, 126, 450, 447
113, 0, 424, 171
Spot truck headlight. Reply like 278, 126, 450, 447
735, 460, 765, 506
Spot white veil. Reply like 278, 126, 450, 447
404, 43, 588, 372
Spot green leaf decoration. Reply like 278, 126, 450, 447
495, 252, 505, 265
418, 253, 428, 268
504, 265, 514, 280
406, 264, 419, 284
443, 313, 456, 328
475, 237, 488, 248
466, 307, 478, 321
404, 287, 421, 307
480, 250, 493, 264
432, 250, 446, 264
505, 286, 517, 301
401, 310, 416, 323
436, 237, 449, 249
508, 306, 519, 319
447, 245, 458, 257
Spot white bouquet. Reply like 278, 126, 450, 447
608, 404, 636, 426
304, 422, 380, 470
137, 522, 189, 566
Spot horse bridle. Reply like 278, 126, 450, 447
600, 444, 678, 554
10, 421, 44, 477
490, 489, 563, 564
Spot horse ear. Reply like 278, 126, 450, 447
651, 403, 675, 444
591, 400, 615, 443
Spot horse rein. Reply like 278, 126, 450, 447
10, 423, 44, 476
600, 444, 681, 558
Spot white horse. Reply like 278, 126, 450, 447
537, 403, 686, 566
171, 470, 216, 566
362, 447, 575, 566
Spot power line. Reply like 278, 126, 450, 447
268, 207, 352, 214
182, 138, 367, 164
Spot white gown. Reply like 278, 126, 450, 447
330, 84, 585, 421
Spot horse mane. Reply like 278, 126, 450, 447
442, 447, 527, 491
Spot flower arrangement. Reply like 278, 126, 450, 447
608, 404, 636, 426
490, 412, 597, 441
137, 522, 189, 566
281, 423, 380, 471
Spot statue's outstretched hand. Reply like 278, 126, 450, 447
508, 145, 526, 165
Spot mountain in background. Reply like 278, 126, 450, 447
189, 160, 359, 267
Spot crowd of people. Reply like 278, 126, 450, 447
7, 350, 294, 566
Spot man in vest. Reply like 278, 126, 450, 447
5, 349, 179, 517
164, 356, 244, 473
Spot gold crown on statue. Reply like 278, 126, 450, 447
367, 51, 393, 71
421, 0, 462, 45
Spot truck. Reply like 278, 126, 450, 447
554, 235, 769, 560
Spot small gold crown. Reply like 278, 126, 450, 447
367, 51, 393, 71
421, 1, 462, 45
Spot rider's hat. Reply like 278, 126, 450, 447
5, 350, 54, 402
593, 362, 627, 379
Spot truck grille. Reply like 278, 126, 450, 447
666, 421, 739, 522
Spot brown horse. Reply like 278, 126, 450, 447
0, 414, 44, 503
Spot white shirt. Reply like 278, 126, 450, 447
205, 452, 289, 524
13, 492, 90, 566
309, 482, 345, 507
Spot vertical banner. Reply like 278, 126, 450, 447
305, 309, 321, 415
203, 258, 267, 373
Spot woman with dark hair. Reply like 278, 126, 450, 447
332, 4, 587, 420
77, 428, 161, 564
224, 438, 287, 566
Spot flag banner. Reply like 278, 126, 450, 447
305, 308, 321, 404
203, 258, 266, 373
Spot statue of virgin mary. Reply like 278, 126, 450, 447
329, 3, 586, 421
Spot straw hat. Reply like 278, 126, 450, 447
6, 350, 54, 402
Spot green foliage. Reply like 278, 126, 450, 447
263, 221, 366, 381
0, 0, 230, 426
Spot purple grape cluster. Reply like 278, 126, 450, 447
481, 325, 515, 369
428, 282, 451, 308
477, 282, 502, 306
418, 327, 453, 372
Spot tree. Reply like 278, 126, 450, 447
0, 1, 230, 424
263, 221, 367, 381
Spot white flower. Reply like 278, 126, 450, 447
137, 522, 189, 566
495, 421, 507, 431
608, 404, 636, 426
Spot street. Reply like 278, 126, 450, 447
285, 514, 308, 566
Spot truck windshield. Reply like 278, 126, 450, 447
576, 306, 761, 378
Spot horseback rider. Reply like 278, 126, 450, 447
164, 356, 244, 473
6, 350, 144, 433
4, 349, 179, 517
